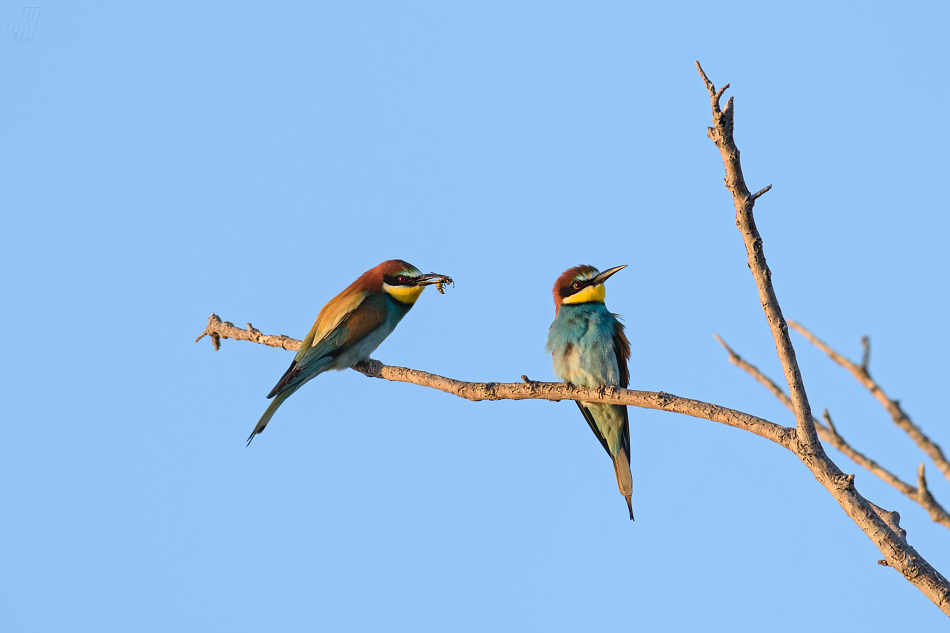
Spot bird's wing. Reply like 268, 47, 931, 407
612, 316, 630, 389
617, 398, 631, 463
612, 316, 632, 461
311, 289, 372, 349
575, 401, 611, 457
292, 290, 372, 364
266, 293, 388, 398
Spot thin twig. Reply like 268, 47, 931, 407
918, 464, 941, 516
714, 333, 792, 409
715, 333, 950, 529
196, 314, 304, 352
789, 320, 950, 487
719, 324, 950, 529
821, 409, 838, 437
824, 410, 950, 531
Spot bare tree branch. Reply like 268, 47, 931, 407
918, 464, 943, 523
827, 411, 950, 531
695, 61, 816, 453
195, 315, 793, 448
818, 409, 946, 526
714, 334, 950, 531
714, 333, 793, 409
697, 62, 950, 614
195, 315, 300, 352
788, 320, 950, 487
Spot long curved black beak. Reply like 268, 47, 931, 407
415, 273, 454, 287
592, 265, 627, 285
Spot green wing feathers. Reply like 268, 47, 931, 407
249, 294, 390, 445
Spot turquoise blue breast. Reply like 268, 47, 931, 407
545, 303, 621, 387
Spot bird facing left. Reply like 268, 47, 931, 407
246, 259, 453, 445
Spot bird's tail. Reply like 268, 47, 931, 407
246, 387, 297, 446
612, 448, 635, 521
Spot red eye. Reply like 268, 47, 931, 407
397, 275, 407, 283
573, 281, 583, 290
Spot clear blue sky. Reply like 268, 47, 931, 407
3, 1, 949, 630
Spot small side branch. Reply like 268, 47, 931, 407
918, 465, 943, 520
751, 185, 772, 201
714, 334, 791, 408
716, 334, 950, 531
195, 313, 303, 352
789, 320, 950, 487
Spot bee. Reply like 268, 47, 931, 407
434, 275, 453, 294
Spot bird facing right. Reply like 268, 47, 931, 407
545, 264, 633, 520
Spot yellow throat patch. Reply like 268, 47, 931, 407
382, 283, 425, 305
562, 283, 606, 305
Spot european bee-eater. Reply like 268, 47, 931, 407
545, 265, 633, 520
247, 259, 452, 445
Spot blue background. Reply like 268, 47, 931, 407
3, 1, 948, 630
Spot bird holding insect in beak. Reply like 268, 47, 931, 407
545, 265, 634, 520
246, 259, 453, 445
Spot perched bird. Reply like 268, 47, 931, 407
247, 259, 451, 446
545, 265, 633, 520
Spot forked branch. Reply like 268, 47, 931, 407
788, 320, 950, 487
697, 61, 949, 614
715, 334, 950, 531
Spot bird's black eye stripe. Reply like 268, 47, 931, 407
559, 279, 589, 298
384, 274, 414, 286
